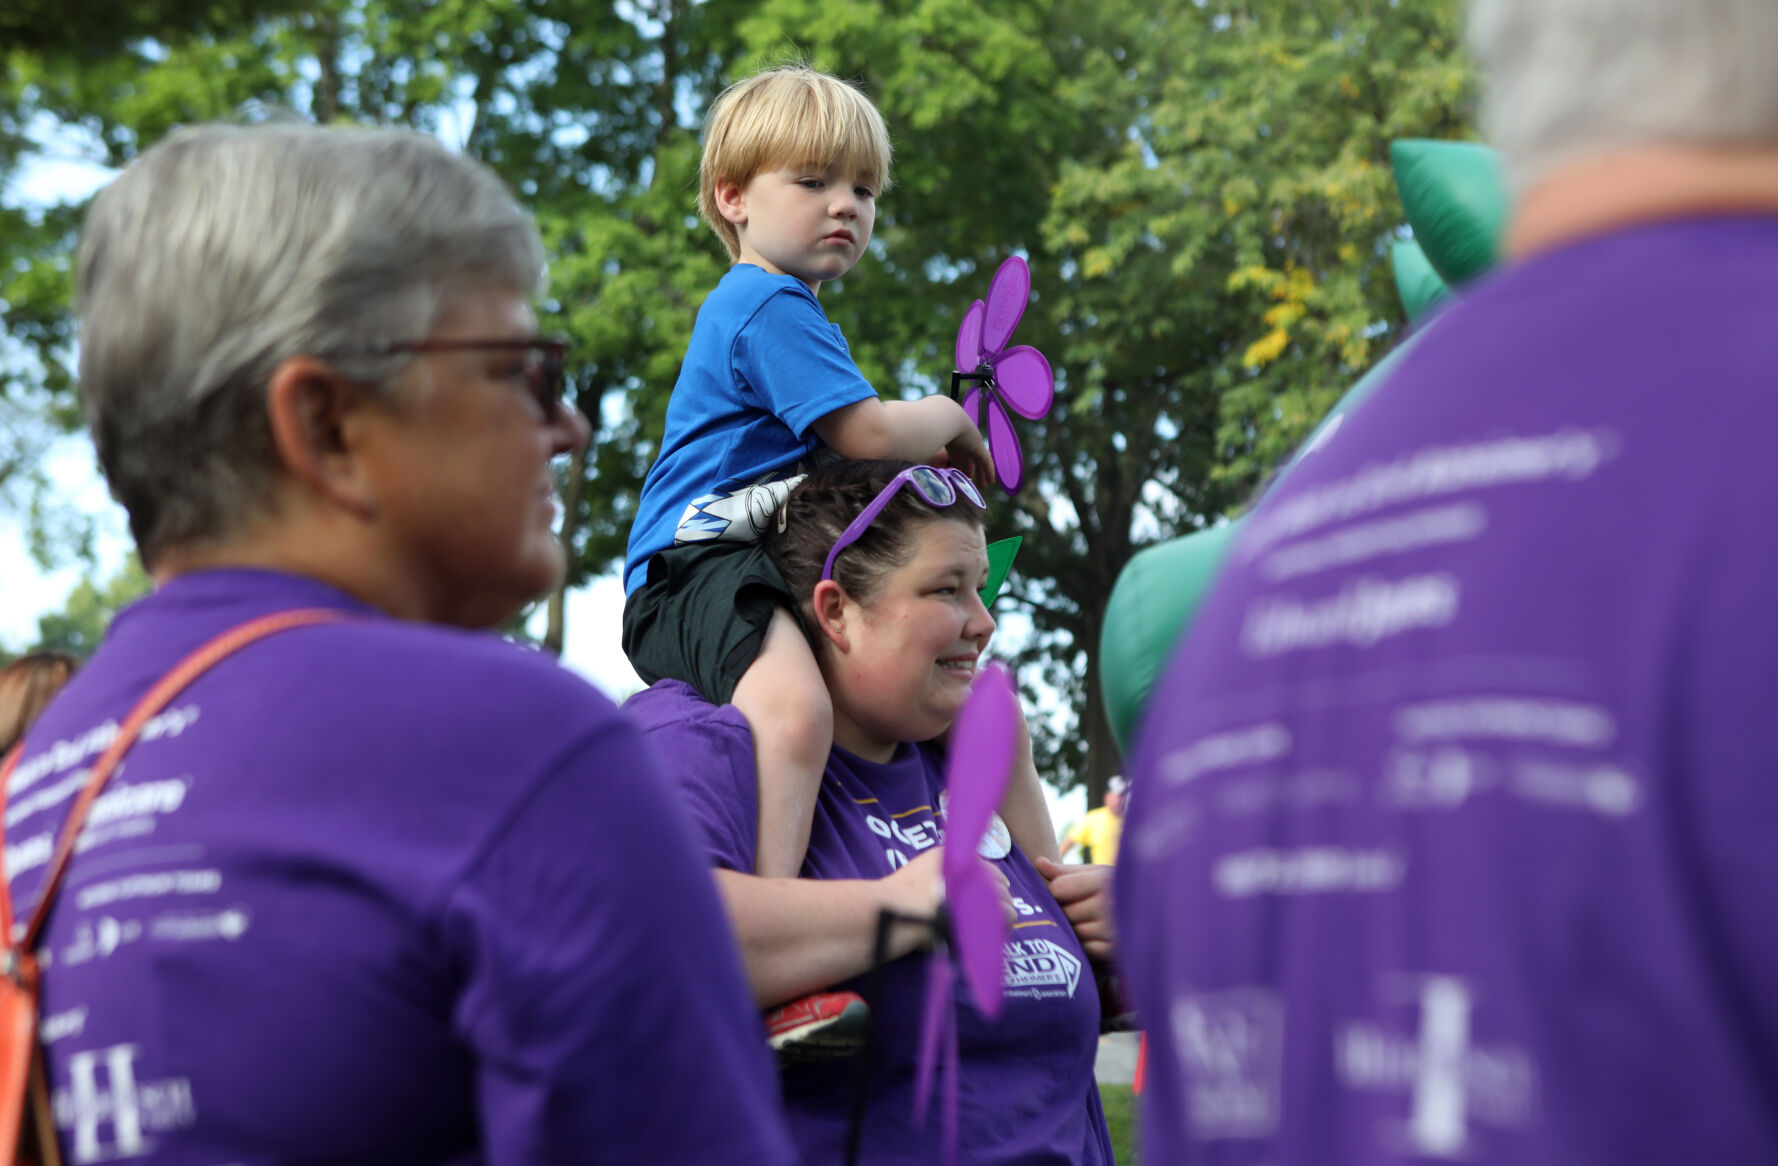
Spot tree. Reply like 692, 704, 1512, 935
651, 0, 1479, 801
1, 0, 301, 558
0, 0, 1479, 802
24, 554, 152, 658
1009, 0, 1478, 800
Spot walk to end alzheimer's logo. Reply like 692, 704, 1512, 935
1002, 936, 1082, 1000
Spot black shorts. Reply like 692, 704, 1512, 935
621, 541, 800, 706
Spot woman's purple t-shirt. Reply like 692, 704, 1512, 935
628, 679, 1115, 1165
4, 570, 793, 1165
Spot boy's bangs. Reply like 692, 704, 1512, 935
759, 86, 892, 191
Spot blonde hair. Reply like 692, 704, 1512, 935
697, 66, 894, 261
0, 652, 78, 756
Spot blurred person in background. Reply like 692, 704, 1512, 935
0, 651, 77, 757
1117, 0, 1778, 1161
1060, 775, 1126, 866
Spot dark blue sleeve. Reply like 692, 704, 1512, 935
732, 288, 878, 439
440, 712, 791, 1165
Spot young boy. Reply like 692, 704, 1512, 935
623, 65, 1059, 1046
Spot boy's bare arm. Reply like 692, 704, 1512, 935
812, 396, 990, 485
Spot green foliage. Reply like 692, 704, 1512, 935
1100, 1082, 1138, 1163
0, 0, 1479, 796
1012, 0, 1475, 792
28, 554, 152, 659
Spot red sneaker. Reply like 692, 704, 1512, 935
766, 990, 871, 1060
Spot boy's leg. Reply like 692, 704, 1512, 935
731, 609, 868, 1060
731, 607, 834, 879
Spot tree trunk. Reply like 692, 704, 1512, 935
1079, 595, 1123, 808
311, 11, 342, 123
542, 438, 587, 656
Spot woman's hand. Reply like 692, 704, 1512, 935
715, 847, 948, 1008
1033, 857, 1116, 962
882, 848, 946, 948
885, 848, 1016, 934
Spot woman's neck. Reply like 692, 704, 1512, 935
830, 710, 898, 764
1508, 143, 1778, 260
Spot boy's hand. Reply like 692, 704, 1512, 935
940, 420, 991, 489
1033, 857, 1116, 961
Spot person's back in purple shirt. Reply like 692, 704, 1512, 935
1119, 216, 1778, 1163
6, 570, 793, 1164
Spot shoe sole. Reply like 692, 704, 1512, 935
770, 998, 872, 1058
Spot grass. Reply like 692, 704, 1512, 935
1101, 1083, 1137, 1163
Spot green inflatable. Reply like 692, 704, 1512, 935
1390, 238, 1449, 324
1390, 139, 1508, 286
1099, 139, 1508, 753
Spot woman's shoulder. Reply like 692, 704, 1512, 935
625, 679, 747, 735
326, 618, 616, 711
125, 570, 618, 721
625, 681, 757, 779
624, 681, 761, 872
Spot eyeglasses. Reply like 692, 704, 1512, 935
355, 336, 569, 417
821, 465, 987, 582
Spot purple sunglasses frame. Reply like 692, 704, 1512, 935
820, 465, 987, 583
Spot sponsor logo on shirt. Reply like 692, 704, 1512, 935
61, 917, 144, 967
1242, 427, 1617, 558
8, 706, 200, 799
52, 1042, 197, 1164
1213, 846, 1405, 898
1336, 974, 1538, 1159
1161, 723, 1292, 787
1240, 572, 1461, 658
1170, 988, 1284, 1139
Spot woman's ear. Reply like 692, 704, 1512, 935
810, 578, 852, 653
265, 355, 380, 518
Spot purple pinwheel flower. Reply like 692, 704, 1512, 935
951, 256, 1056, 495
912, 661, 1018, 1166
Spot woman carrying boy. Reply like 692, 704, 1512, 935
623, 66, 1062, 1043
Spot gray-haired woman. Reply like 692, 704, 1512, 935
0, 123, 792, 1165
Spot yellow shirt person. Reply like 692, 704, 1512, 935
1060, 777, 1127, 866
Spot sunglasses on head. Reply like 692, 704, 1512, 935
820, 465, 988, 583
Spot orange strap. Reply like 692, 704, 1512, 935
0, 608, 347, 956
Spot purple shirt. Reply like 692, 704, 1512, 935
628, 680, 1114, 1165
1118, 218, 1778, 1164
5, 570, 794, 1166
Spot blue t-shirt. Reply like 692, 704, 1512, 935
625, 264, 878, 594
627, 680, 1115, 1166
4, 569, 794, 1166
1118, 217, 1778, 1164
